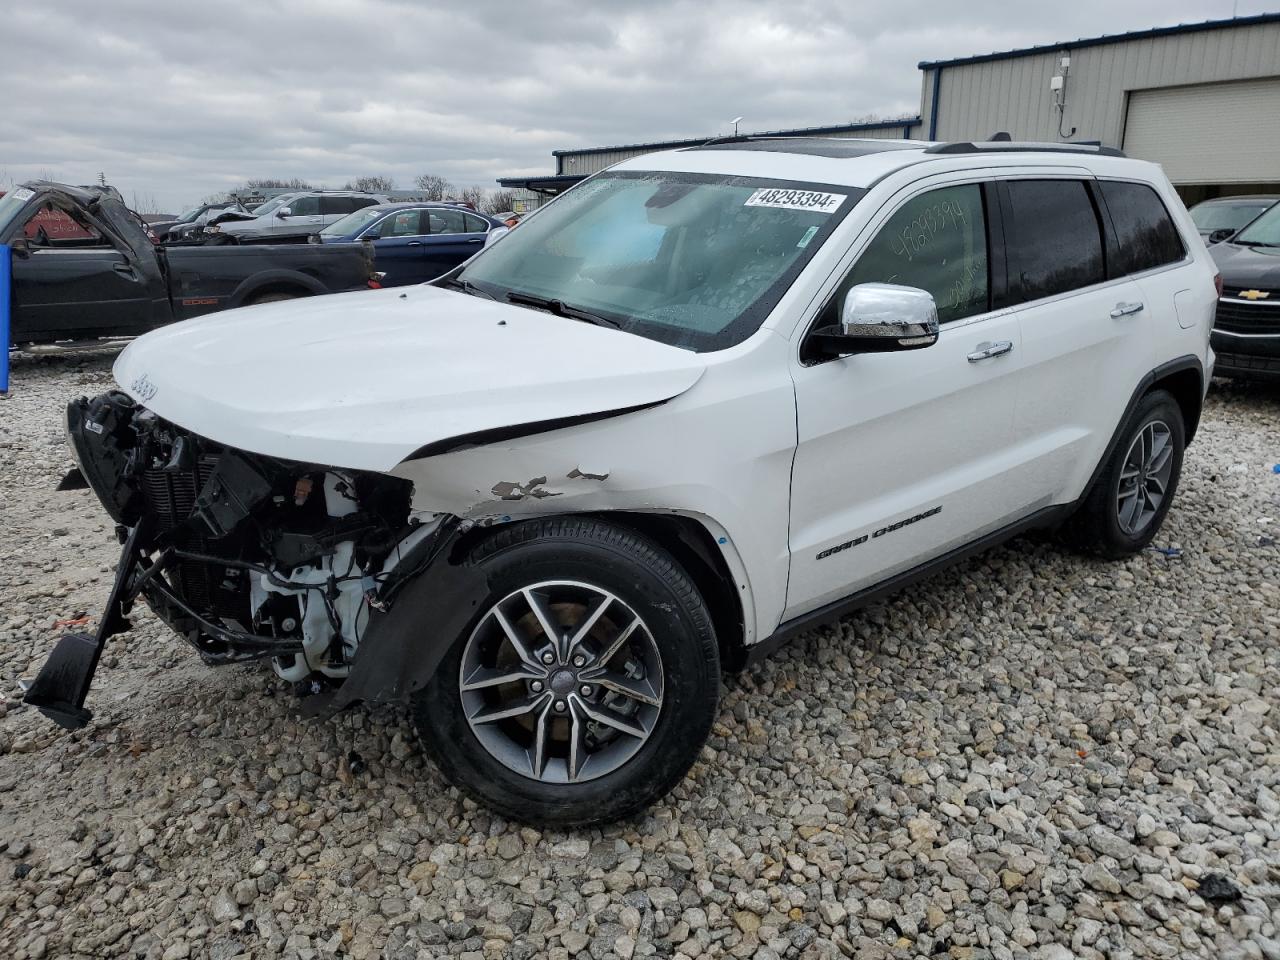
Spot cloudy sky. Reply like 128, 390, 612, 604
0, 0, 1263, 211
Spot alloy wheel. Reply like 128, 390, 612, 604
1116, 419, 1174, 535
458, 580, 664, 784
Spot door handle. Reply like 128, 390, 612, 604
113, 262, 136, 278
966, 340, 1014, 363
467, 238, 484, 244
1110, 301, 1144, 318
407, 241, 424, 246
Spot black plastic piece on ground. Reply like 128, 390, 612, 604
24, 520, 148, 729
1198, 873, 1242, 903
55, 466, 89, 491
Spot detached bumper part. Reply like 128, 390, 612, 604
23, 522, 147, 730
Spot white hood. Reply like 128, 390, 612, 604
114, 286, 706, 471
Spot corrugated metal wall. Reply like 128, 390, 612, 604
556, 123, 916, 175
923, 20, 1280, 147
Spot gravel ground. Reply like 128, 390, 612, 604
1, 350, 1278, 960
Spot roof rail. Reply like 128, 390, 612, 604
925, 140, 1126, 157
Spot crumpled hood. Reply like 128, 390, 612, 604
114, 286, 706, 471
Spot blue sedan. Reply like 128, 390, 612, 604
318, 203, 503, 286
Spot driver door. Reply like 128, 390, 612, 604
784, 178, 1029, 620
7, 198, 161, 343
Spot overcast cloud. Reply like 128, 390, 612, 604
0, 0, 1261, 210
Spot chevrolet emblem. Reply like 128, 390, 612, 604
1239, 289, 1270, 300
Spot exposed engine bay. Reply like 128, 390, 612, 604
63, 389, 453, 687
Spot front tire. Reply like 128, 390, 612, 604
411, 517, 720, 826
1061, 389, 1185, 558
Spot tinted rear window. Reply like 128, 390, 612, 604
1100, 181, 1184, 275
1006, 180, 1105, 301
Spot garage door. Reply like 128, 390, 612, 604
1123, 77, 1280, 184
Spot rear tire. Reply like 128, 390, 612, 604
1061, 389, 1185, 558
411, 517, 720, 826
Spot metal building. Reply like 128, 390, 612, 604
501, 13, 1280, 207
919, 13, 1280, 202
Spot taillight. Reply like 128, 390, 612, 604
1214, 272, 1223, 298
367, 279, 382, 289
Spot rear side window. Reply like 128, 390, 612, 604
1005, 180, 1104, 301
320, 196, 351, 215
464, 213, 490, 234
1099, 181, 1185, 275
288, 196, 321, 216
834, 183, 989, 324
428, 209, 468, 235
350, 197, 381, 211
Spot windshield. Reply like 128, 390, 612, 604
1191, 200, 1274, 233
1233, 203, 1280, 245
251, 194, 296, 217
454, 171, 859, 351
321, 206, 386, 237
0, 187, 36, 237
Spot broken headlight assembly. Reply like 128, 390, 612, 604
30, 392, 463, 728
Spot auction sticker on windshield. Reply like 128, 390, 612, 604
10, 188, 35, 203
745, 188, 844, 214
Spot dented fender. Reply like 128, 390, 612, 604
388, 337, 799, 645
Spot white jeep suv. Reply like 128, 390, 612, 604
41, 137, 1217, 825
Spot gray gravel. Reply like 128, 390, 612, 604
1, 350, 1279, 960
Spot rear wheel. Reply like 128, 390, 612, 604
411, 517, 720, 826
1061, 389, 1185, 558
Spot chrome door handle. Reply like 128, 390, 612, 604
967, 340, 1014, 362
1110, 301, 1144, 318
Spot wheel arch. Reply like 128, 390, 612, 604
1149, 359, 1204, 444
457, 510, 754, 671
1077, 354, 1204, 509
229, 270, 325, 307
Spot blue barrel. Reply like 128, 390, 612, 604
0, 245, 9, 393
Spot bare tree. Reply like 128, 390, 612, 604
458, 185, 486, 210
129, 190, 165, 214
485, 189, 516, 214
244, 177, 315, 190
345, 175, 395, 192
413, 174, 455, 201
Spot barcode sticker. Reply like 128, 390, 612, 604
745, 188, 844, 214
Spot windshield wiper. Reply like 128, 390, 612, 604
505, 291, 621, 329
1234, 240, 1280, 247
437, 275, 497, 300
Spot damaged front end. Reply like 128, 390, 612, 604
27, 390, 485, 729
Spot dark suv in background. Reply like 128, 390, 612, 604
1189, 195, 1279, 244
1208, 201, 1280, 380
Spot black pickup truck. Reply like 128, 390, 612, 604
1, 181, 376, 346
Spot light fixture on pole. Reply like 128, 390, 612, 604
730, 116, 743, 137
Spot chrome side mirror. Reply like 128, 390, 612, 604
814, 282, 940, 356
276, 207, 292, 219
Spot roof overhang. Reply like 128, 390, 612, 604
496, 174, 586, 196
